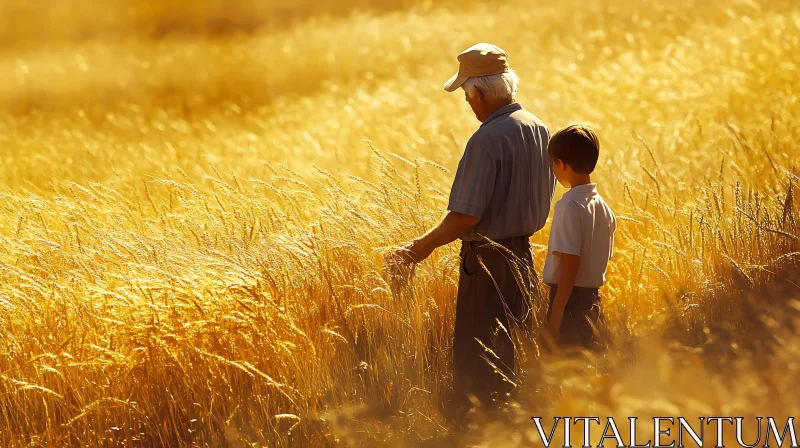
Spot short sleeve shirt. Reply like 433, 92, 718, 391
447, 103, 555, 241
542, 184, 616, 288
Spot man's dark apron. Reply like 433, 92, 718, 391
450, 235, 537, 416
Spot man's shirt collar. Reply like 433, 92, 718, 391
480, 102, 523, 128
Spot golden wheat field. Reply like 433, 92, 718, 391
1, 0, 799, 446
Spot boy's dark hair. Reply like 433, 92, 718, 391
547, 123, 600, 174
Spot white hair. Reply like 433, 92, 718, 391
462, 69, 519, 102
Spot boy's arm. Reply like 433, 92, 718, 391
547, 253, 581, 339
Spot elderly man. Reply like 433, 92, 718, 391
394, 43, 555, 421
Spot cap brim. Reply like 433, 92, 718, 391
443, 72, 468, 92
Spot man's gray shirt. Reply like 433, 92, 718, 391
448, 102, 555, 241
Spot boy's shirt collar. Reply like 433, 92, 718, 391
565, 183, 598, 196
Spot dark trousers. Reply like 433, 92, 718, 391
545, 284, 604, 351
450, 236, 536, 420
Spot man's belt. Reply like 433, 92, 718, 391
463, 235, 531, 251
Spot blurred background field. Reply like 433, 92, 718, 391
0, 0, 799, 446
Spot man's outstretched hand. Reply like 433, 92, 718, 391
387, 211, 479, 268
389, 240, 434, 265
384, 240, 431, 288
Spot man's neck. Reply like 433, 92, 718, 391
481, 99, 515, 122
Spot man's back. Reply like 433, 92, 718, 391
448, 102, 556, 241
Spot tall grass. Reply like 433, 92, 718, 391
0, 0, 799, 446
0, 0, 450, 53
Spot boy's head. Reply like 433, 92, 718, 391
547, 123, 600, 187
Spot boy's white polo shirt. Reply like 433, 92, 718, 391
542, 183, 616, 288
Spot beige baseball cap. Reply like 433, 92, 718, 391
443, 43, 510, 92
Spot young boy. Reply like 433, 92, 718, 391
542, 123, 616, 351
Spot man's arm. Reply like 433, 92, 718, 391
395, 211, 480, 264
547, 253, 580, 340
394, 135, 491, 265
